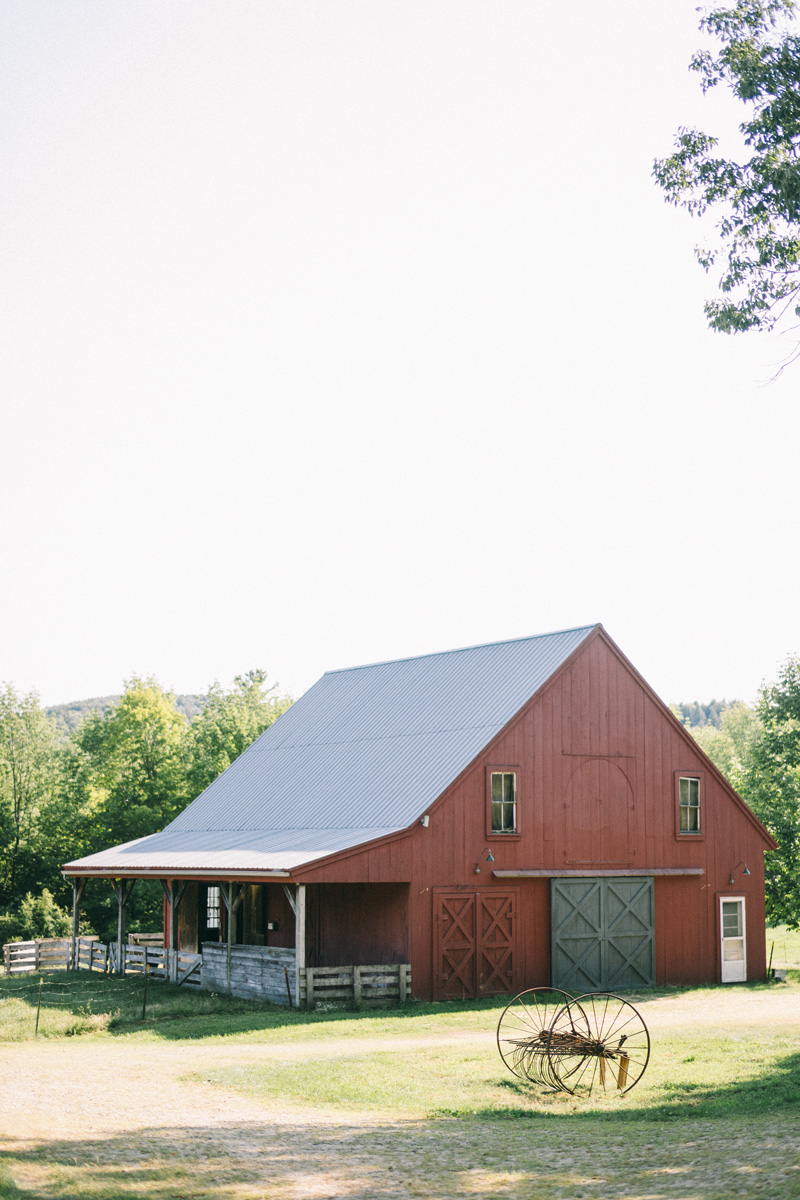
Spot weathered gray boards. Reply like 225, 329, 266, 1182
200, 943, 412, 1008
202, 943, 297, 1004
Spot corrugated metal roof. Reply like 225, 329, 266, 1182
64, 625, 596, 875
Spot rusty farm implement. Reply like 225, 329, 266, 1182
497, 988, 650, 1095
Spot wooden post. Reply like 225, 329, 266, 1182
225, 882, 234, 995
3, 943, 9, 976
70, 878, 87, 970
112, 880, 136, 975
161, 880, 187, 983
352, 965, 362, 1009
115, 881, 126, 975
306, 966, 315, 1011
398, 963, 408, 1004
295, 884, 306, 1009
219, 882, 245, 995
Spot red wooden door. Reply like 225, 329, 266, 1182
434, 890, 517, 999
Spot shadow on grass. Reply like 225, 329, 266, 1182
479, 1050, 800, 1123
2, 1100, 800, 1200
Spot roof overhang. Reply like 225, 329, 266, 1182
62, 867, 292, 881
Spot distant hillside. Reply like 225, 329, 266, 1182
671, 699, 741, 729
46, 693, 206, 735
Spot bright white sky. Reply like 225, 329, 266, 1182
2, 0, 798, 710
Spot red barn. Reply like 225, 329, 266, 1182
64, 625, 776, 1002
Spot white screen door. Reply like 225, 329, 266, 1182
720, 897, 746, 983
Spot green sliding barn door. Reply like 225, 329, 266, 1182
551, 877, 655, 991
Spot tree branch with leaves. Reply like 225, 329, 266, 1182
654, 0, 800, 350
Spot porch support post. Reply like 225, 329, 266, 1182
111, 879, 135, 975
70, 878, 87, 970
161, 880, 187, 982
220, 883, 246, 995
295, 883, 306, 1009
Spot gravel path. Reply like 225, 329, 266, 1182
1, 987, 798, 1199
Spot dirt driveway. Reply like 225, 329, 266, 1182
1, 988, 798, 1199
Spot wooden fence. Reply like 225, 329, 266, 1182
4, 939, 410, 1007
202, 943, 296, 1003
3, 938, 77, 975
3, 938, 201, 988
301, 963, 411, 1009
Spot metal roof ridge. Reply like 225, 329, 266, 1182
321, 624, 598, 677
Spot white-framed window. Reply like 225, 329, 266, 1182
206, 885, 221, 930
679, 776, 700, 833
490, 771, 516, 834
720, 895, 747, 983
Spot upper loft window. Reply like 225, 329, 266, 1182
678, 776, 700, 833
491, 771, 517, 833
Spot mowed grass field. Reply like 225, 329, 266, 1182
0, 967, 798, 1199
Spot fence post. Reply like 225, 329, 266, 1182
3, 944, 9, 976
352, 965, 362, 1009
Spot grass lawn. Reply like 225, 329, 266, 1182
766, 923, 800, 969
0, 969, 799, 1198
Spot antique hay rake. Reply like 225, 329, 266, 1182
497, 988, 650, 1095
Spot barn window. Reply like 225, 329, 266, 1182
491, 772, 517, 833
678, 776, 700, 833
206, 885, 221, 929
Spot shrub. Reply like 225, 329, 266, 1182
0, 889, 73, 945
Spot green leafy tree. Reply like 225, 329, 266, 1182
76, 676, 190, 846
654, 0, 800, 346
735, 657, 800, 928
186, 670, 292, 799
71, 678, 191, 939
690, 700, 763, 788
0, 685, 61, 907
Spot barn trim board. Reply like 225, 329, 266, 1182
64, 624, 777, 1001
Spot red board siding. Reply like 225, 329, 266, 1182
295, 629, 772, 997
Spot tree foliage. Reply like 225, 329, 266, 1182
0, 670, 292, 943
74, 676, 190, 847
654, 0, 800, 344
689, 700, 763, 788
0, 685, 61, 907
737, 656, 800, 928
186, 670, 293, 799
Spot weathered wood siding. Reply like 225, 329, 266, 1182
201, 943, 296, 1003
294, 628, 772, 997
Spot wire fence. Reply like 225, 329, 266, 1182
0, 970, 157, 1036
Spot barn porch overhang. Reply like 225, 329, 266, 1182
492, 867, 705, 878
62, 867, 293, 880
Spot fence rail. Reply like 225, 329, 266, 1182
300, 963, 411, 1009
3, 938, 201, 988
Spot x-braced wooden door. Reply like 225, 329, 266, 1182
550, 877, 655, 992
434, 890, 518, 1000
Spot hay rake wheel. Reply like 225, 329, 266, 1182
497, 989, 650, 1096
496, 989, 590, 1091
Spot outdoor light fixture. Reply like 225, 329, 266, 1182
420, 814, 430, 827
474, 848, 495, 873
728, 861, 751, 885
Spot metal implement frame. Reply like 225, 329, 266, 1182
496, 988, 650, 1096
